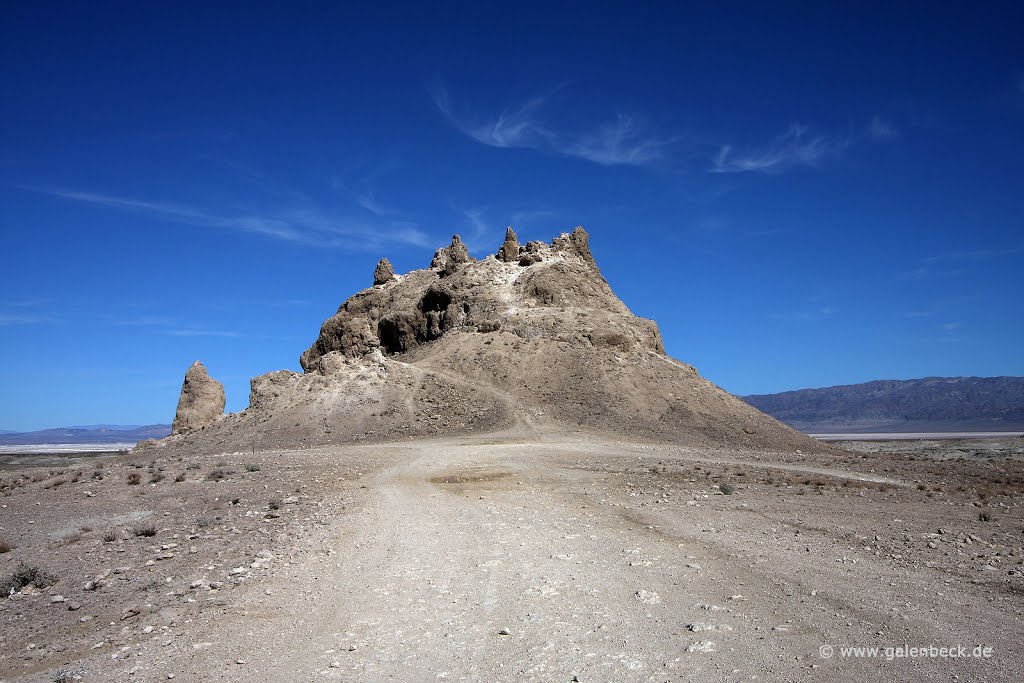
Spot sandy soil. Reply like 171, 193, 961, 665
1, 429, 1021, 682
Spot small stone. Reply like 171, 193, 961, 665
634, 590, 661, 605
50, 595, 65, 603
68, 601, 82, 611
498, 628, 512, 636
330, 661, 341, 668
143, 625, 154, 634
686, 640, 716, 653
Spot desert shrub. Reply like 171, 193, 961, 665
245, 463, 262, 472
53, 668, 81, 683
2, 563, 58, 594
57, 530, 82, 545
195, 515, 215, 529
132, 524, 157, 538
186, 463, 201, 470
0, 538, 13, 553
103, 530, 119, 543
149, 473, 164, 484
174, 472, 186, 482
979, 511, 993, 522
126, 472, 141, 485
719, 483, 736, 495
206, 469, 227, 482
268, 497, 282, 510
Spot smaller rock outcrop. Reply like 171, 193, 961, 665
431, 235, 473, 276
553, 226, 597, 268
373, 258, 395, 285
172, 361, 225, 435
496, 227, 520, 262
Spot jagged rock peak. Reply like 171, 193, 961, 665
171, 361, 225, 435
430, 234, 474, 276
496, 226, 520, 262
373, 257, 395, 286
297, 225, 665, 373
553, 226, 596, 268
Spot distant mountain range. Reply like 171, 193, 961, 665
743, 376, 1024, 433
0, 424, 172, 445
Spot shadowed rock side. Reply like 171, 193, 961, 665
171, 361, 225, 435
159, 227, 825, 453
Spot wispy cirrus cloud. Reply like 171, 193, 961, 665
113, 315, 240, 338
768, 305, 836, 321
432, 87, 677, 168
711, 116, 897, 174
923, 246, 1023, 264
867, 115, 899, 141
0, 313, 52, 326
711, 124, 845, 174
26, 187, 430, 251
902, 245, 1022, 280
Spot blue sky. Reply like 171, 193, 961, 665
2, 2, 1022, 431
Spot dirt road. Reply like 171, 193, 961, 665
110, 432, 1019, 682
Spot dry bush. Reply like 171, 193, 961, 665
1, 563, 58, 594
132, 524, 157, 537
126, 472, 142, 485
0, 538, 14, 553
174, 472, 186, 482
103, 530, 119, 543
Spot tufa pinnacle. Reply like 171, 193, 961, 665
171, 361, 225, 435
373, 257, 395, 286
496, 226, 520, 262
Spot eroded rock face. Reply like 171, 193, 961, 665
373, 258, 395, 286
171, 361, 225, 434
298, 226, 663, 372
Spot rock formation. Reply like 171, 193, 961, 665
496, 226, 520, 262
373, 258, 395, 286
157, 226, 825, 454
430, 234, 473, 276
171, 361, 225, 435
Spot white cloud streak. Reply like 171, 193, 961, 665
30, 188, 430, 251
433, 87, 676, 168
711, 124, 844, 174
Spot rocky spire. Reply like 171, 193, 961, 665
553, 226, 597, 268
495, 226, 520, 262
172, 361, 226, 435
430, 234, 473, 276
373, 257, 395, 285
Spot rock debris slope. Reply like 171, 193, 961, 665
161, 227, 822, 452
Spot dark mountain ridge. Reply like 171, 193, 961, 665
743, 376, 1024, 433
0, 424, 171, 445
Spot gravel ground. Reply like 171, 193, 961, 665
0, 431, 1021, 682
